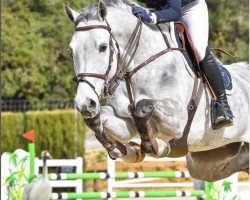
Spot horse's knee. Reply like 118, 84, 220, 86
135, 99, 154, 119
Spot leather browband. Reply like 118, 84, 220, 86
75, 25, 111, 32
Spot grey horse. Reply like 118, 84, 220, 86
64, 0, 249, 181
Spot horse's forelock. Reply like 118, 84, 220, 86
75, 3, 98, 25
75, 0, 135, 25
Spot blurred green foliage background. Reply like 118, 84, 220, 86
1, 0, 249, 100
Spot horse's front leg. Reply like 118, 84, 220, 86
85, 106, 145, 163
134, 99, 172, 158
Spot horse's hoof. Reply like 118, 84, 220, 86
128, 141, 145, 163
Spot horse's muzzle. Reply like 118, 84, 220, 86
75, 98, 99, 119
80, 109, 93, 118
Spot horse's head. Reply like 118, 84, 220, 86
64, 0, 121, 118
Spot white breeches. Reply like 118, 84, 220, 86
181, 0, 209, 61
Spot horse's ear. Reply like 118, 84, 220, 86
64, 3, 79, 23
98, 0, 107, 21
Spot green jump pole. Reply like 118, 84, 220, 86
28, 143, 35, 181
48, 171, 191, 180
51, 190, 205, 199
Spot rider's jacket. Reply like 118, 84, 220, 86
138, 0, 197, 9
138, 0, 198, 23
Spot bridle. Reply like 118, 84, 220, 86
73, 17, 184, 111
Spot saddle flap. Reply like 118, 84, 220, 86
175, 22, 201, 75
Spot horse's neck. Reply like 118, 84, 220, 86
135, 26, 170, 68
108, 10, 169, 70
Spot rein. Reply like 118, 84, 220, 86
73, 17, 184, 111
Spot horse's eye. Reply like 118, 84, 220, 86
99, 44, 107, 53
68, 48, 73, 59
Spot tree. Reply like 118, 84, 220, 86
2, 1, 51, 99
207, 0, 249, 63
1, 0, 93, 100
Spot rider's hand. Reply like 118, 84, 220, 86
132, 6, 153, 23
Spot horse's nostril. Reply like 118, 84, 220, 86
89, 99, 96, 108
81, 110, 92, 118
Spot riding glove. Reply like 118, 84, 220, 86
132, 6, 156, 23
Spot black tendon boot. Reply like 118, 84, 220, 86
201, 46, 234, 130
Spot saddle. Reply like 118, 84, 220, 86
173, 21, 233, 95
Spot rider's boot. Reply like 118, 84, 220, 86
200, 46, 234, 130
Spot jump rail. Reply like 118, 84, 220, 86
51, 190, 205, 199
47, 171, 190, 180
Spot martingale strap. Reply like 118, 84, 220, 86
125, 45, 184, 110
107, 18, 143, 96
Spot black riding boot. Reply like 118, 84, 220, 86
201, 46, 234, 130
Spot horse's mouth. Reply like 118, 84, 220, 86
80, 110, 99, 119
81, 110, 92, 118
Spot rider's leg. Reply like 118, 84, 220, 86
180, 0, 233, 129
201, 46, 233, 129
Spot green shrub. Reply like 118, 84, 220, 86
1, 110, 86, 159
1, 112, 26, 151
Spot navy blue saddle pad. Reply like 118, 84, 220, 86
217, 60, 233, 92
